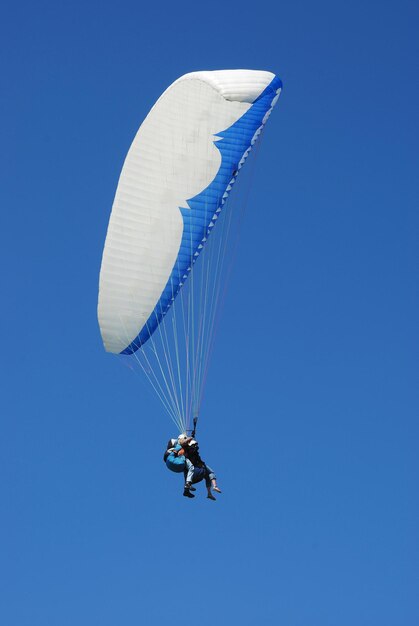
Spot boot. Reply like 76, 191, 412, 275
183, 482, 195, 498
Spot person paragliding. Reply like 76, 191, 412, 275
163, 437, 196, 494
163, 418, 222, 500
177, 433, 221, 500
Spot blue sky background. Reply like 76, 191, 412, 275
1, 0, 418, 624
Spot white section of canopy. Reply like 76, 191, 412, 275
172, 70, 276, 103
98, 71, 272, 354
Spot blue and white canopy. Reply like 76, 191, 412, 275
98, 70, 282, 357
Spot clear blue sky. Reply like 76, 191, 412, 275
1, 0, 418, 624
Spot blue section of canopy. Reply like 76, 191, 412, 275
121, 75, 282, 354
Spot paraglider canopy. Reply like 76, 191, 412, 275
98, 69, 282, 432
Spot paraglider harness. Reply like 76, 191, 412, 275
164, 418, 197, 474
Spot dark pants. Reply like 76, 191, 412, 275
191, 465, 212, 488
